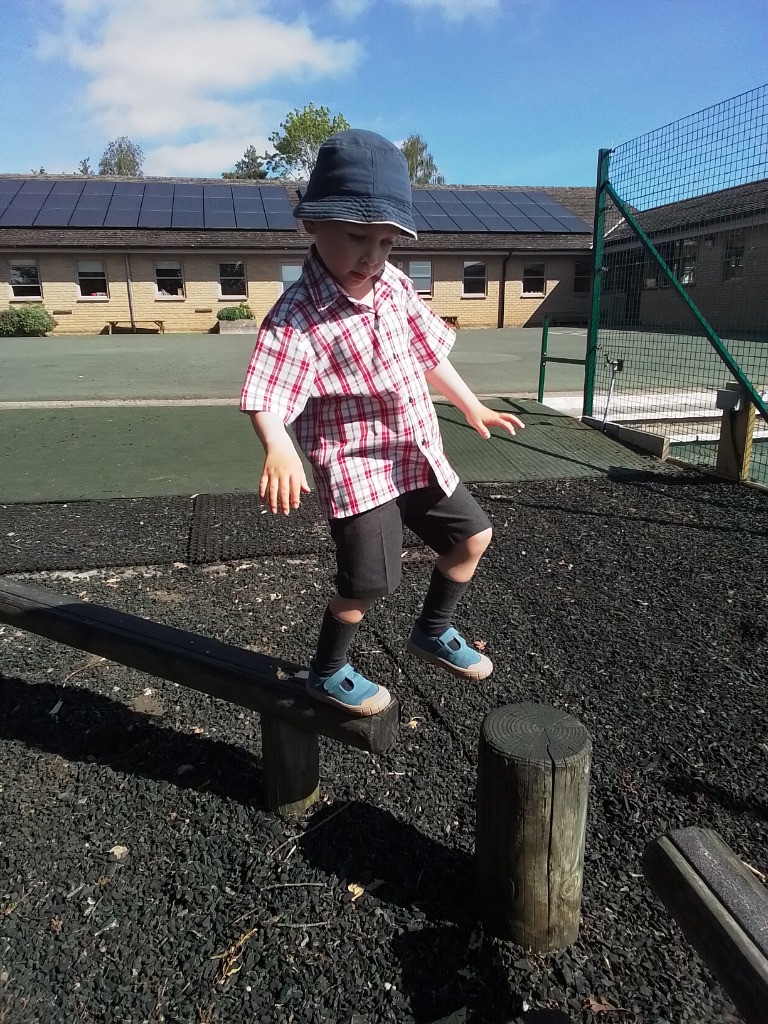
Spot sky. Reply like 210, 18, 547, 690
1, 0, 767, 187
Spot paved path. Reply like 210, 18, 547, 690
0, 327, 587, 404
0, 327, 662, 503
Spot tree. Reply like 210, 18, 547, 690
77, 157, 93, 176
222, 145, 268, 180
400, 134, 445, 186
265, 103, 350, 179
98, 137, 144, 177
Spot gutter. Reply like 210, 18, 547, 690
497, 249, 513, 328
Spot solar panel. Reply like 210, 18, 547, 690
171, 210, 205, 229
234, 210, 268, 229
0, 181, 52, 225
205, 208, 236, 229
138, 208, 173, 228
103, 207, 142, 228
68, 207, 111, 228
174, 184, 204, 198
112, 181, 145, 196
34, 183, 84, 226
203, 184, 233, 200
412, 210, 430, 232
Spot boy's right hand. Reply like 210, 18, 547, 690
259, 440, 311, 515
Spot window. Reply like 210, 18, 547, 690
723, 243, 744, 281
280, 264, 303, 293
9, 259, 42, 299
644, 238, 697, 289
77, 259, 109, 298
156, 260, 184, 297
219, 261, 246, 298
522, 262, 545, 296
408, 260, 432, 296
573, 259, 592, 295
463, 260, 486, 296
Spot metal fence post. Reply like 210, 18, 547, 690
583, 147, 610, 419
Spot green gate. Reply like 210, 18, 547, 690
584, 85, 768, 486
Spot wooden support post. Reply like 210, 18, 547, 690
475, 703, 591, 951
260, 715, 320, 817
643, 827, 768, 1024
716, 384, 756, 481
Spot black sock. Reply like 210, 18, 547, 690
310, 606, 360, 678
416, 567, 471, 638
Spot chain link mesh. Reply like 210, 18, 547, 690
592, 85, 768, 484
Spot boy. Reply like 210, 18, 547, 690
241, 129, 524, 716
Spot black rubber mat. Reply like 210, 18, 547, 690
0, 497, 192, 574
186, 492, 332, 564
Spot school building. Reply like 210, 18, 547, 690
0, 175, 596, 334
601, 178, 768, 336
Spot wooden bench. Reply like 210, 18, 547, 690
107, 320, 165, 334
644, 826, 768, 1023
441, 315, 460, 329
0, 577, 400, 816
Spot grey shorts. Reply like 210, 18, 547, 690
329, 479, 492, 599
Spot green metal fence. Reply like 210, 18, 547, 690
584, 85, 768, 486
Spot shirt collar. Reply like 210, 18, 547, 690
302, 245, 395, 315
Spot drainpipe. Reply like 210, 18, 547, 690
124, 252, 136, 331
497, 250, 513, 328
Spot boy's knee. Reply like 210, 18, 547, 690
466, 526, 493, 558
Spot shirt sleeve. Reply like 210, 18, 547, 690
239, 319, 315, 424
403, 275, 456, 371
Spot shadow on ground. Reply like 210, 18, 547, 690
0, 673, 265, 807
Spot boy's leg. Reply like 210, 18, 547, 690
306, 501, 402, 715
402, 482, 494, 680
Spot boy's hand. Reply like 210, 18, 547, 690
260, 441, 311, 515
466, 405, 525, 440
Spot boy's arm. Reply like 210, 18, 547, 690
424, 358, 525, 439
249, 411, 310, 516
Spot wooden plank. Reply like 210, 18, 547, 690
644, 827, 768, 1024
0, 577, 399, 754
475, 702, 591, 951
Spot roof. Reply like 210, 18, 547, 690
604, 178, 768, 246
0, 174, 595, 254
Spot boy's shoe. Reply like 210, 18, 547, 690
306, 663, 392, 716
406, 624, 493, 680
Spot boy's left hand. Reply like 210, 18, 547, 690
466, 405, 525, 440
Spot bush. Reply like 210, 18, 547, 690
216, 302, 255, 322
0, 305, 58, 337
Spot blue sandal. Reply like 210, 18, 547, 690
307, 663, 392, 716
407, 624, 493, 680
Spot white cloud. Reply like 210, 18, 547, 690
39, 0, 362, 174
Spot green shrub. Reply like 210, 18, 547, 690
0, 305, 58, 336
216, 302, 255, 322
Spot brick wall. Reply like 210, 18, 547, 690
2, 248, 592, 334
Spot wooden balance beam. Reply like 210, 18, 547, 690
643, 826, 768, 1024
0, 577, 400, 816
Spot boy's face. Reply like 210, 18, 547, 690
303, 220, 399, 299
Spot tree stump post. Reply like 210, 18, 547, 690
260, 715, 320, 817
475, 703, 592, 951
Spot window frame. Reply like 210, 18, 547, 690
77, 258, 110, 300
521, 262, 546, 297
279, 263, 303, 293
155, 259, 185, 299
573, 258, 592, 295
722, 243, 744, 282
218, 259, 247, 300
462, 259, 487, 298
408, 259, 433, 297
9, 258, 43, 300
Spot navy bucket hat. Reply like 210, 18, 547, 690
293, 129, 417, 238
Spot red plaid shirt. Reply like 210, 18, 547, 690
241, 247, 459, 518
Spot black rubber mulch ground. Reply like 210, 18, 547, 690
1, 469, 766, 1024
